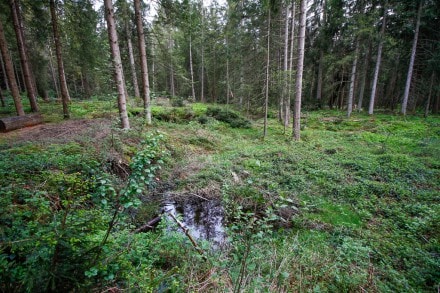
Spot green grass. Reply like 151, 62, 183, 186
0, 99, 439, 292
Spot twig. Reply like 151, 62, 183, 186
189, 192, 209, 201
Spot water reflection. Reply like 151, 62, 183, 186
162, 198, 225, 247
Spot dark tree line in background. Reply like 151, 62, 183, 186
0, 0, 439, 133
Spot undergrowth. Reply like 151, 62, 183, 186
0, 99, 439, 292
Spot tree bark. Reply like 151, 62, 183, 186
50, 0, 70, 119
104, 0, 130, 129
263, 9, 270, 138
293, 0, 306, 141
169, 35, 175, 98
126, 23, 140, 98
280, 4, 290, 124
0, 114, 43, 132
10, 0, 39, 112
285, 2, 296, 130
134, 0, 151, 124
315, 0, 326, 107
190, 35, 196, 101
347, 41, 359, 118
200, 44, 205, 102
200, 5, 205, 103
368, 2, 387, 115
226, 37, 230, 105
401, 1, 422, 116
0, 19, 24, 116
47, 44, 60, 99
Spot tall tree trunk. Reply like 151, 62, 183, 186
401, 1, 422, 115
201, 45, 205, 102
293, 0, 306, 141
10, 0, 38, 112
263, 9, 271, 138
315, 0, 326, 106
226, 32, 231, 105
285, 2, 296, 130
0, 52, 9, 91
239, 66, 243, 108
347, 41, 359, 118
126, 24, 140, 98
200, 5, 205, 103
50, 0, 70, 119
338, 66, 345, 110
357, 43, 371, 111
134, 0, 151, 124
424, 72, 435, 118
104, 0, 130, 129
226, 55, 230, 105
189, 35, 196, 101
368, 2, 387, 115
280, 4, 290, 124
152, 42, 156, 93
0, 19, 24, 116
47, 44, 60, 99
169, 35, 175, 98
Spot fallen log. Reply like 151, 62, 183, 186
0, 114, 43, 132
134, 216, 162, 233
167, 211, 207, 260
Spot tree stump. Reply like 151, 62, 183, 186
0, 114, 43, 132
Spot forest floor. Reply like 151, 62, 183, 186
0, 100, 439, 292
0, 118, 111, 144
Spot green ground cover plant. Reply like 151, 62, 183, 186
0, 100, 439, 292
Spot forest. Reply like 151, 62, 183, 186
0, 0, 439, 292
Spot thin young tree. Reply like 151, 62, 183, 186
126, 22, 140, 98
293, 0, 306, 141
134, 0, 152, 124
200, 4, 205, 103
281, 3, 289, 125
104, 0, 130, 129
263, 6, 271, 138
0, 19, 24, 115
368, 1, 387, 115
315, 0, 326, 105
286, 2, 296, 130
347, 41, 359, 118
401, 1, 422, 115
50, 0, 70, 119
10, 0, 38, 112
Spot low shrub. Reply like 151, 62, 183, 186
171, 97, 184, 107
206, 107, 251, 128
154, 107, 195, 123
